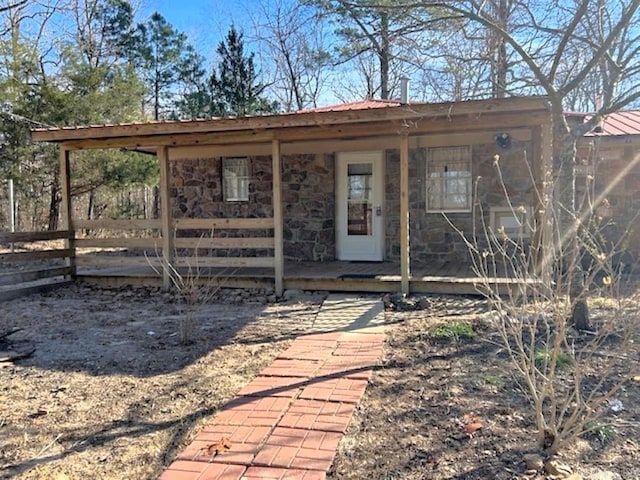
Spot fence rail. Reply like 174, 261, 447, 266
0, 217, 278, 300
73, 217, 275, 271
0, 230, 74, 301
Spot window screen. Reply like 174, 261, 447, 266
426, 146, 472, 212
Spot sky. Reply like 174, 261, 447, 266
137, 0, 345, 105
139, 0, 257, 57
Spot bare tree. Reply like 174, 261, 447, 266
310, 0, 434, 99
424, 0, 640, 329
253, 0, 330, 111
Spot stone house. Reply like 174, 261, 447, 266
32, 96, 553, 295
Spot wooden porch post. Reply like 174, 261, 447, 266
272, 139, 284, 297
400, 133, 410, 295
59, 146, 75, 279
158, 145, 173, 290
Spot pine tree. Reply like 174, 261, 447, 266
209, 25, 278, 117
134, 12, 205, 120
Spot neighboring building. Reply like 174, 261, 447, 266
574, 111, 640, 267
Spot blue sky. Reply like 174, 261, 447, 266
139, 0, 256, 56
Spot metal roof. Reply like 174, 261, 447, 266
301, 99, 402, 113
598, 111, 640, 136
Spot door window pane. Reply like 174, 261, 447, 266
347, 163, 372, 236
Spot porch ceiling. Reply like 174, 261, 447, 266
31, 96, 551, 152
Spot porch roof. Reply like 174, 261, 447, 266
30, 96, 551, 150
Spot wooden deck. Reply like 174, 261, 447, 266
77, 259, 529, 296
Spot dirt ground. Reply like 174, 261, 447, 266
0, 284, 324, 479
1, 284, 639, 480
329, 294, 640, 480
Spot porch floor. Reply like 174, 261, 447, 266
77, 259, 527, 296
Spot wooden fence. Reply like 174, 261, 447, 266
0, 230, 74, 301
72, 217, 275, 269
0, 217, 279, 300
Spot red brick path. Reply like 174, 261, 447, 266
158, 330, 385, 480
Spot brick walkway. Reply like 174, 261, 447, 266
157, 295, 387, 480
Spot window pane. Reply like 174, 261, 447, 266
347, 163, 373, 236
223, 157, 249, 201
426, 146, 472, 212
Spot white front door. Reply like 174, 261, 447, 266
336, 151, 385, 261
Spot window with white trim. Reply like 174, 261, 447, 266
222, 157, 249, 202
426, 146, 472, 212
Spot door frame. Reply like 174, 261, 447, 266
335, 151, 385, 261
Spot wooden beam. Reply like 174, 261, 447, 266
272, 139, 284, 297
176, 256, 275, 268
0, 280, 73, 302
55, 111, 551, 151
0, 266, 74, 286
75, 256, 163, 267
174, 237, 275, 249
167, 129, 535, 160
59, 147, 75, 279
75, 237, 161, 249
158, 145, 173, 290
400, 133, 410, 295
74, 255, 274, 269
73, 219, 162, 230
173, 218, 274, 229
0, 230, 72, 243
0, 249, 75, 262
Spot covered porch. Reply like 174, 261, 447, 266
75, 258, 524, 296
27, 96, 553, 297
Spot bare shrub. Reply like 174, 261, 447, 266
148, 230, 232, 345
449, 155, 639, 455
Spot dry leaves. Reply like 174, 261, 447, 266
204, 437, 232, 457
462, 413, 483, 435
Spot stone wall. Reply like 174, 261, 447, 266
169, 139, 535, 265
384, 138, 536, 267
282, 154, 335, 261
169, 154, 335, 261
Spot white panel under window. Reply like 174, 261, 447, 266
223, 157, 249, 202
426, 146, 472, 212
490, 207, 532, 239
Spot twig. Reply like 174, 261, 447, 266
35, 433, 63, 458
0, 328, 23, 340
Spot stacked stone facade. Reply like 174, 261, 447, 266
170, 153, 335, 261
170, 139, 536, 265
385, 138, 536, 267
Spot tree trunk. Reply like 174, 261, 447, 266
153, 185, 160, 219
48, 170, 60, 231
379, 11, 390, 99
492, 0, 508, 98
552, 112, 591, 331
86, 188, 94, 235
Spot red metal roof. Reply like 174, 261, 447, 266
300, 98, 402, 113
577, 110, 640, 136
598, 111, 640, 135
